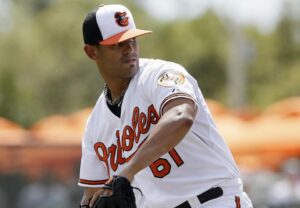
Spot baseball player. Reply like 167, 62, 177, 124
78, 4, 253, 208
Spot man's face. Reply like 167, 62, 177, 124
95, 38, 139, 80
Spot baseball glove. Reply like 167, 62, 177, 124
92, 176, 139, 208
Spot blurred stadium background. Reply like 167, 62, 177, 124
0, 0, 300, 207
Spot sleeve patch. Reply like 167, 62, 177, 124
157, 71, 185, 87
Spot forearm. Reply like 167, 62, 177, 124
121, 99, 197, 181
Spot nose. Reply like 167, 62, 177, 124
123, 39, 136, 55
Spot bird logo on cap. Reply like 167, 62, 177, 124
114, 12, 129, 27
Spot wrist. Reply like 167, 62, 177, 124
119, 168, 135, 182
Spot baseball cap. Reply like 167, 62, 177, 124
83, 4, 152, 45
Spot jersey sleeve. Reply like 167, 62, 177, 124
141, 61, 198, 116
78, 119, 109, 188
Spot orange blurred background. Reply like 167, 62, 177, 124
1, 97, 299, 181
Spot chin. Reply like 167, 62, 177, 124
128, 66, 139, 78
126, 61, 138, 71
120, 60, 139, 78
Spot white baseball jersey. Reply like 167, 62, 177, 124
78, 58, 242, 208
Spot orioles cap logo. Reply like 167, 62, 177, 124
114, 12, 129, 27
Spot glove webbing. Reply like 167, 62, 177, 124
105, 176, 143, 196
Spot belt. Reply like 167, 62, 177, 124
175, 187, 223, 208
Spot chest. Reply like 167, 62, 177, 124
91, 91, 161, 172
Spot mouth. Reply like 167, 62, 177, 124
122, 57, 137, 64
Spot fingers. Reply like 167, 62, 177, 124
89, 189, 103, 207
89, 188, 113, 207
102, 188, 113, 196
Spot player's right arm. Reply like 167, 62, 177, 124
79, 113, 111, 206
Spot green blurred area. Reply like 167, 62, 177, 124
0, 0, 300, 127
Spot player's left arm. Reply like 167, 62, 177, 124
120, 97, 197, 181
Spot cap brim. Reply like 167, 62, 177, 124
100, 29, 152, 45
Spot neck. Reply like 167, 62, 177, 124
105, 79, 130, 101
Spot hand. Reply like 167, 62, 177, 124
89, 186, 113, 207
91, 176, 137, 208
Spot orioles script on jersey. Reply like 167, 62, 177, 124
94, 104, 160, 173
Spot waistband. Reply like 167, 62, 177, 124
174, 177, 244, 208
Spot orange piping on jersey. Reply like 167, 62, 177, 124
159, 93, 196, 116
79, 178, 108, 185
235, 196, 241, 208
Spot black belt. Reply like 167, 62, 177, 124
175, 187, 223, 208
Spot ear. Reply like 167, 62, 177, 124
84, 45, 98, 60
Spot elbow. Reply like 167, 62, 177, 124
176, 104, 196, 129
180, 114, 194, 129
176, 110, 194, 129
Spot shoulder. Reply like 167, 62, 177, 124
138, 58, 188, 79
139, 58, 185, 71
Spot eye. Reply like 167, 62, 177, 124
107, 43, 120, 50
109, 38, 137, 49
